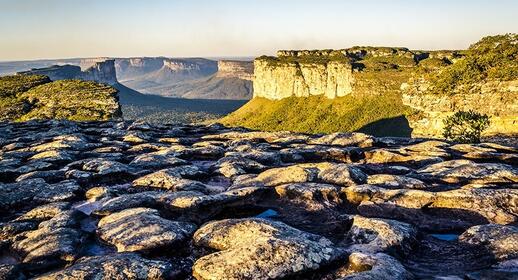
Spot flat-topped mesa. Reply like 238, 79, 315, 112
254, 46, 465, 101
80, 57, 111, 70
216, 60, 253, 80
163, 60, 201, 71
161, 58, 218, 76
18, 59, 118, 85
277, 47, 416, 61
81, 59, 117, 85
254, 56, 354, 100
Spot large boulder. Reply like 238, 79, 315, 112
193, 218, 345, 280
97, 207, 197, 252
338, 252, 414, 280
344, 216, 417, 255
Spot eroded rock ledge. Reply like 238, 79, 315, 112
0, 120, 516, 279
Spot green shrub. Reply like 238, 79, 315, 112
427, 34, 518, 95
443, 110, 491, 143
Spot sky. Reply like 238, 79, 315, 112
0, 0, 517, 61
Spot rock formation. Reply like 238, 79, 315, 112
18, 59, 118, 85
252, 47, 458, 100
115, 57, 166, 80
402, 80, 518, 137
402, 34, 518, 137
216, 60, 253, 80
0, 120, 516, 279
233, 34, 517, 138
254, 58, 354, 99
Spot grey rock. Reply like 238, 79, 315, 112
97, 207, 197, 252
344, 216, 417, 254
416, 160, 518, 184
338, 252, 414, 280
193, 218, 345, 280
459, 224, 518, 261
11, 226, 83, 264
34, 253, 176, 280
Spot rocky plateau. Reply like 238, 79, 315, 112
0, 120, 516, 279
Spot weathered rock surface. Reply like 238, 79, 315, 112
344, 216, 417, 255
193, 218, 345, 280
459, 224, 518, 261
339, 252, 414, 280
0, 120, 516, 279
34, 253, 176, 280
97, 207, 197, 252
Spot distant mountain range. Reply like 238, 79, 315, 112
0, 56, 254, 100
117, 58, 252, 100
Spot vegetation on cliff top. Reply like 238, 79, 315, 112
426, 33, 518, 95
221, 93, 413, 137
0, 75, 121, 121
0, 74, 50, 98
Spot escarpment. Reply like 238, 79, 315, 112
253, 46, 459, 100
216, 60, 254, 80
234, 34, 517, 138
19, 59, 118, 85
402, 34, 518, 137
254, 58, 354, 99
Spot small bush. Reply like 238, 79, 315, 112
443, 110, 491, 143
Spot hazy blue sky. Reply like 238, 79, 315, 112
1, 0, 517, 61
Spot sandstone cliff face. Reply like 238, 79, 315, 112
81, 59, 117, 85
254, 47, 465, 101
19, 60, 118, 85
253, 59, 354, 100
402, 80, 518, 137
80, 57, 111, 70
216, 60, 253, 80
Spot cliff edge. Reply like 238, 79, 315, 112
18, 59, 118, 85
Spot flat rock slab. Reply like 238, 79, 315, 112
33, 253, 176, 280
338, 252, 413, 280
416, 159, 518, 184
344, 216, 417, 255
459, 224, 518, 261
11, 226, 83, 264
193, 218, 345, 280
97, 207, 197, 252
0, 179, 81, 211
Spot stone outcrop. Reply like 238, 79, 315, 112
402, 80, 518, 137
253, 46, 452, 100
216, 60, 253, 80
79, 57, 111, 70
192, 218, 345, 280
253, 58, 354, 99
0, 120, 517, 279
18, 59, 118, 85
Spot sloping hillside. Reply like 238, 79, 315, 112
221, 93, 412, 136
141, 74, 252, 100
114, 83, 247, 124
